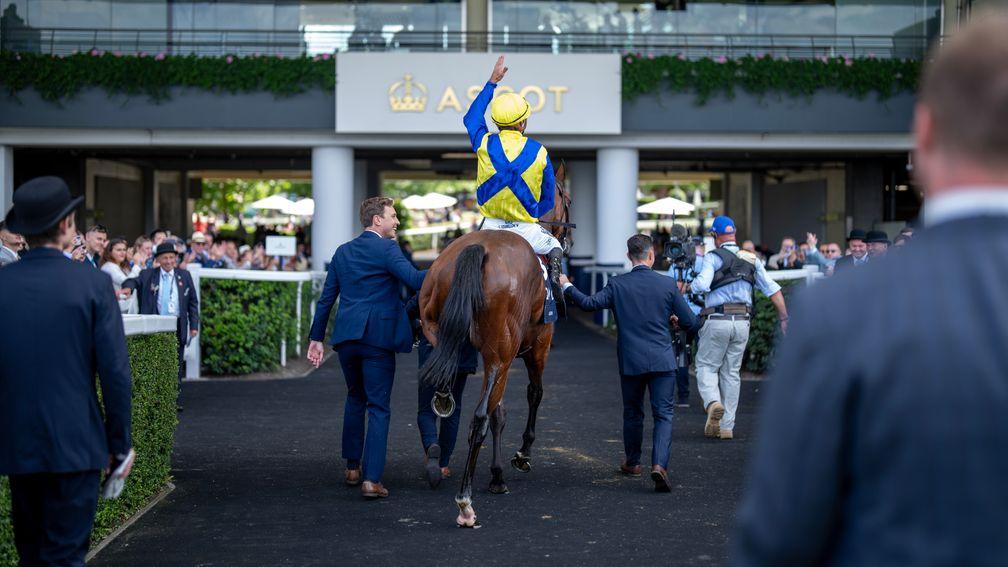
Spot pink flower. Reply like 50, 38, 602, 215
113, 51, 122, 57
321, 53, 331, 60
276, 54, 284, 59
845, 57, 853, 67
868, 52, 876, 59
819, 55, 829, 63
154, 53, 166, 61
782, 55, 789, 62
647, 53, 655, 60
90, 49, 99, 56
139, 52, 147, 58
71, 49, 79, 55
625, 56, 633, 64
677, 53, 686, 61
15, 54, 20, 61
716, 55, 727, 64
96, 50, 105, 57
225, 55, 234, 64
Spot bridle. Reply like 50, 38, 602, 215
538, 172, 576, 254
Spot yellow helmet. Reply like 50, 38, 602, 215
490, 92, 531, 127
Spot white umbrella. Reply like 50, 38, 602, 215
636, 197, 696, 216
421, 192, 458, 209
283, 198, 315, 216
402, 193, 459, 210
250, 194, 296, 211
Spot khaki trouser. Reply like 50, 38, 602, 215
695, 317, 750, 432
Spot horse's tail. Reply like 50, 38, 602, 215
420, 244, 486, 391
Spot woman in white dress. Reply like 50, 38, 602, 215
100, 238, 143, 314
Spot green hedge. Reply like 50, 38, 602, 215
1, 332, 178, 566
200, 279, 313, 375
743, 281, 799, 374
0, 51, 921, 106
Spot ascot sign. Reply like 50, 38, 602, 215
335, 53, 621, 135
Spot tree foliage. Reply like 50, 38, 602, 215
197, 179, 311, 220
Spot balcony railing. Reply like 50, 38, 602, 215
0, 27, 934, 60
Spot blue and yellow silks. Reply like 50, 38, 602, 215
463, 81, 556, 224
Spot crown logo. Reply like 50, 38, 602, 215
389, 74, 428, 112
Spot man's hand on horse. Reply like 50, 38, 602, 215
558, 273, 571, 287
490, 55, 508, 84
307, 340, 325, 368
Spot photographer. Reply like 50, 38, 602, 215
662, 226, 704, 408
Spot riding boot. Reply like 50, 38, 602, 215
546, 247, 566, 319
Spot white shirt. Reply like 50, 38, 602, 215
157, 269, 180, 316
922, 186, 1008, 227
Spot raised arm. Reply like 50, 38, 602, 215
463, 56, 508, 151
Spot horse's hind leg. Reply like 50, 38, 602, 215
512, 328, 552, 473
488, 404, 509, 494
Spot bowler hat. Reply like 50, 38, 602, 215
3, 176, 83, 236
866, 230, 891, 245
846, 229, 867, 242
154, 243, 178, 258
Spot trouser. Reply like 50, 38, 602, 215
417, 373, 470, 468
675, 366, 690, 404
9, 470, 101, 567
620, 371, 676, 470
695, 317, 750, 432
337, 341, 396, 483
481, 218, 561, 255
176, 330, 186, 383
416, 336, 478, 468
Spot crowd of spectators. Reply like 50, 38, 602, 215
0, 221, 312, 313
743, 226, 914, 276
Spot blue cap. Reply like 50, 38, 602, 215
710, 215, 736, 235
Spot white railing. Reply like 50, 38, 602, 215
122, 314, 177, 337
580, 263, 824, 327
185, 266, 323, 379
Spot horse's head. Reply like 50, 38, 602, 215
540, 161, 574, 254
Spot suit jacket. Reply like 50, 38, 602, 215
564, 265, 698, 376
309, 231, 427, 353
0, 248, 132, 474
123, 267, 200, 337
733, 215, 1008, 566
831, 254, 867, 272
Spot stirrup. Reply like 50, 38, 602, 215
432, 391, 456, 418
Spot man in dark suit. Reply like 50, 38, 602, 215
733, 18, 1008, 565
122, 242, 199, 398
307, 196, 427, 499
831, 229, 869, 272
83, 223, 107, 269
0, 176, 134, 566
559, 234, 698, 492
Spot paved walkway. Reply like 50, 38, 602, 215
93, 320, 762, 566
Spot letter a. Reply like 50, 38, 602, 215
437, 87, 463, 113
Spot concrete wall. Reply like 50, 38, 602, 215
1, 87, 913, 135
0, 88, 335, 130
623, 90, 915, 134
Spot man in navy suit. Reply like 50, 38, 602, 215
123, 242, 200, 401
559, 234, 698, 492
307, 196, 427, 499
0, 176, 134, 566
733, 18, 1008, 565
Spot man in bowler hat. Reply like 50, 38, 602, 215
0, 176, 134, 565
832, 229, 869, 272
123, 241, 200, 402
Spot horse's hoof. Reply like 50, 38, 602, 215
432, 392, 455, 419
488, 482, 510, 495
456, 507, 479, 529
511, 453, 532, 473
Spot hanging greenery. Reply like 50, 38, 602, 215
0, 50, 921, 106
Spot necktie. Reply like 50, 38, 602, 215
159, 272, 171, 315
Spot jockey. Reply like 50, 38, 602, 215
463, 55, 564, 299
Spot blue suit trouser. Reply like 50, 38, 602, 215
10, 470, 100, 567
675, 365, 690, 404
337, 341, 395, 483
620, 371, 676, 469
417, 373, 470, 468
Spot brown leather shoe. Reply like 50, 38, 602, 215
361, 481, 389, 499
619, 462, 642, 476
345, 468, 362, 486
651, 465, 672, 493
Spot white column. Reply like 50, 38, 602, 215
567, 160, 597, 266
311, 146, 355, 271
0, 146, 13, 217
596, 148, 639, 268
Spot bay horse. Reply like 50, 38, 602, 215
418, 164, 573, 528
